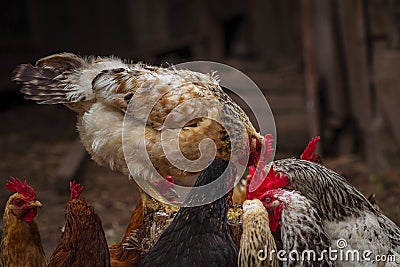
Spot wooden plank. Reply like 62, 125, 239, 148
275, 113, 309, 152
338, 0, 371, 131
275, 113, 308, 134
368, 0, 399, 48
249, 0, 302, 70
228, 91, 306, 114
337, 0, 377, 170
266, 94, 306, 113
373, 45, 400, 147
313, 0, 352, 155
246, 71, 305, 92
301, 0, 320, 139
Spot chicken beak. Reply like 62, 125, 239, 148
28, 200, 42, 208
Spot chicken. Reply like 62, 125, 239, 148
12, 53, 267, 192
0, 177, 46, 267
109, 192, 177, 267
238, 199, 278, 267
109, 176, 177, 267
48, 181, 110, 267
250, 158, 400, 265
140, 158, 238, 267
258, 187, 333, 266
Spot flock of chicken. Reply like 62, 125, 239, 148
1, 53, 400, 266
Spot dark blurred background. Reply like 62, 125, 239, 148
1, 0, 400, 256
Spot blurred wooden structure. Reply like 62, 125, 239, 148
2, 0, 400, 173
1, 0, 308, 155
307, 0, 400, 172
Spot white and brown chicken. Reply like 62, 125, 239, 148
12, 53, 266, 190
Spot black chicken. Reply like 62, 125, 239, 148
140, 158, 238, 267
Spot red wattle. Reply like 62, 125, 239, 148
22, 208, 37, 222
268, 212, 279, 232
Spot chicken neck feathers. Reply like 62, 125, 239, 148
239, 199, 278, 267
276, 190, 333, 266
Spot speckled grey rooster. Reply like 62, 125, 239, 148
250, 158, 400, 266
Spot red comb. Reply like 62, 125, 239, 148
246, 166, 289, 200
300, 136, 321, 163
70, 181, 84, 199
6, 177, 36, 201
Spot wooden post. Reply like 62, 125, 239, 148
337, 0, 377, 171
301, 0, 320, 141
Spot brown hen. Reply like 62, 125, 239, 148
48, 181, 110, 267
0, 177, 46, 267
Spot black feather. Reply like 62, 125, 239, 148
140, 158, 238, 267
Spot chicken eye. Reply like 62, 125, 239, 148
264, 196, 271, 202
13, 199, 24, 207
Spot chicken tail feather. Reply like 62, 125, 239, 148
12, 53, 96, 113
13, 63, 69, 104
